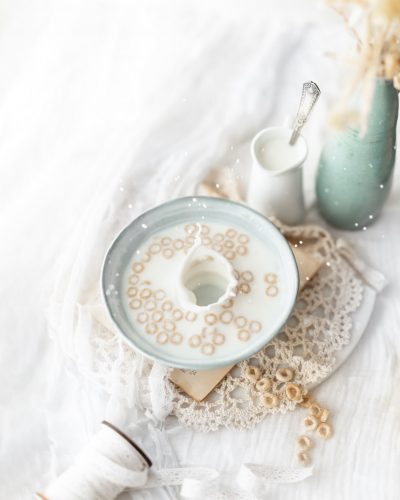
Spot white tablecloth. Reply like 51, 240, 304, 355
1, 1, 399, 498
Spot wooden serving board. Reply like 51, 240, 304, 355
169, 245, 323, 401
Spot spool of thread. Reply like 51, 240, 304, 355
35, 421, 152, 500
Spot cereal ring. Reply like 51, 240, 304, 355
200, 224, 210, 235
297, 452, 309, 465
154, 289, 166, 301
264, 273, 277, 284
261, 392, 278, 408
144, 300, 157, 311
205, 313, 217, 325
223, 239, 234, 248
320, 408, 330, 423
173, 239, 184, 251
140, 288, 152, 299
309, 404, 322, 419
137, 312, 148, 324
185, 311, 197, 322
184, 224, 197, 235
299, 394, 314, 408
222, 298, 234, 309
212, 243, 223, 253
127, 287, 138, 298
236, 245, 247, 256
224, 250, 236, 260
149, 243, 161, 255
161, 236, 172, 246
161, 300, 173, 312
219, 310, 233, 324
201, 236, 212, 246
255, 378, 272, 392
128, 275, 140, 285
276, 367, 293, 383
296, 435, 312, 451
189, 335, 202, 348
170, 332, 183, 345
172, 309, 183, 321
145, 322, 158, 334
249, 320, 262, 333
132, 262, 144, 273
303, 415, 318, 431
156, 332, 168, 344
201, 343, 215, 355
244, 365, 261, 382
286, 383, 302, 402
141, 251, 151, 263
241, 271, 254, 283
226, 228, 237, 238
237, 329, 250, 341
163, 319, 176, 332
184, 236, 195, 247
240, 283, 251, 294
266, 285, 279, 297
238, 234, 249, 244
151, 310, 164, 323
129, 298, 142, 310
212, 332, 225, 345
213, 233, 224, 242
316, 423, 332, 440
162, 248, 174, 259
234, 316, 247, 328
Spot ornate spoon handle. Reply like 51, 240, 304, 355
289, 81, 321, 145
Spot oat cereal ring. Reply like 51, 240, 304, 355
201, 236, 212, 246
156, 332, 169, 344
244, 365, 261, 382
241, 271, 254, 283
296, 435, 312, 451
226, 228, 237, 238
145, 322, 158, 334
200, 224, 210, 235
234, 316, 247, 328
129, 298, 142, 310
142, 280, 151, 285
173, 239, 184, 250
128, 274, 140, 285
212, 243, 223, 253
213, 233, 224, 242
316, 422, 332, 439
140, 288, 152, 299
184, 224, 197, 235
297, 452, 309, 465
172, 309, 183, 321
137, 312, 148, 324
184, 236, 195, 247
239, 283, 251, 294
286, 383, 302, 402
212, 332, 225, 345
219, 310, 233, 324
299, 394, 314, 408
132, 262, 144, 273
163, 319, 176, 332
149, 243, 161, 255
249, 320, 262, 333
238, 234, 249, 244
255, 378, 272, 392
320, 408, 330, 423
264, 273, 277, 284
154, 289, 166, 301
185, 311, 197, 322
201, 343, 215, 355
224, 250, 236, 260
223, 239, 234, 248
161, 300, 173, 312
170, 332, 183, 345
205, 313, 217, 325
161, 236, 172, 246
162, 248, 174, 259
151, 310, 164, 322
189, 335, 202, 348
266, 285, 279, 297
144, 300, 157, 311
309, 404, 322, 419
261, 392, 278, 409
303, 415, 318, 431
222, 298, 234, 309
276, 367, 294, 383
141, 251, 151, 263
236, 245, 247, 256
127, 287, 138, 297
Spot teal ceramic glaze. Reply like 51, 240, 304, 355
316, 79, 398, 230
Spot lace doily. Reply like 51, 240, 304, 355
170, 221, 364, 431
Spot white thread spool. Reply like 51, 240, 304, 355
35, 421, 152, 500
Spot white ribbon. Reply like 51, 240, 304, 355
336, 238, 387, 292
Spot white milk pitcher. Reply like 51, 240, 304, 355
247, 126, 308, 226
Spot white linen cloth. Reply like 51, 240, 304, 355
0, 1, 399, 499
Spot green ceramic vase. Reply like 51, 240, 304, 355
316, 79, 398, 230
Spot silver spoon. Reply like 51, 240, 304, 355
289, 81, 321, 145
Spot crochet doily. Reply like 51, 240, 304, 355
170, 221, 364, 431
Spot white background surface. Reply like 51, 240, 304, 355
1, 1, 399, 498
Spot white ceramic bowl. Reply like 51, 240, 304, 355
102, 196, 298, 370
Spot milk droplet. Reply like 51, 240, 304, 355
141, 223, 148, 229
369, 214, 374, 220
